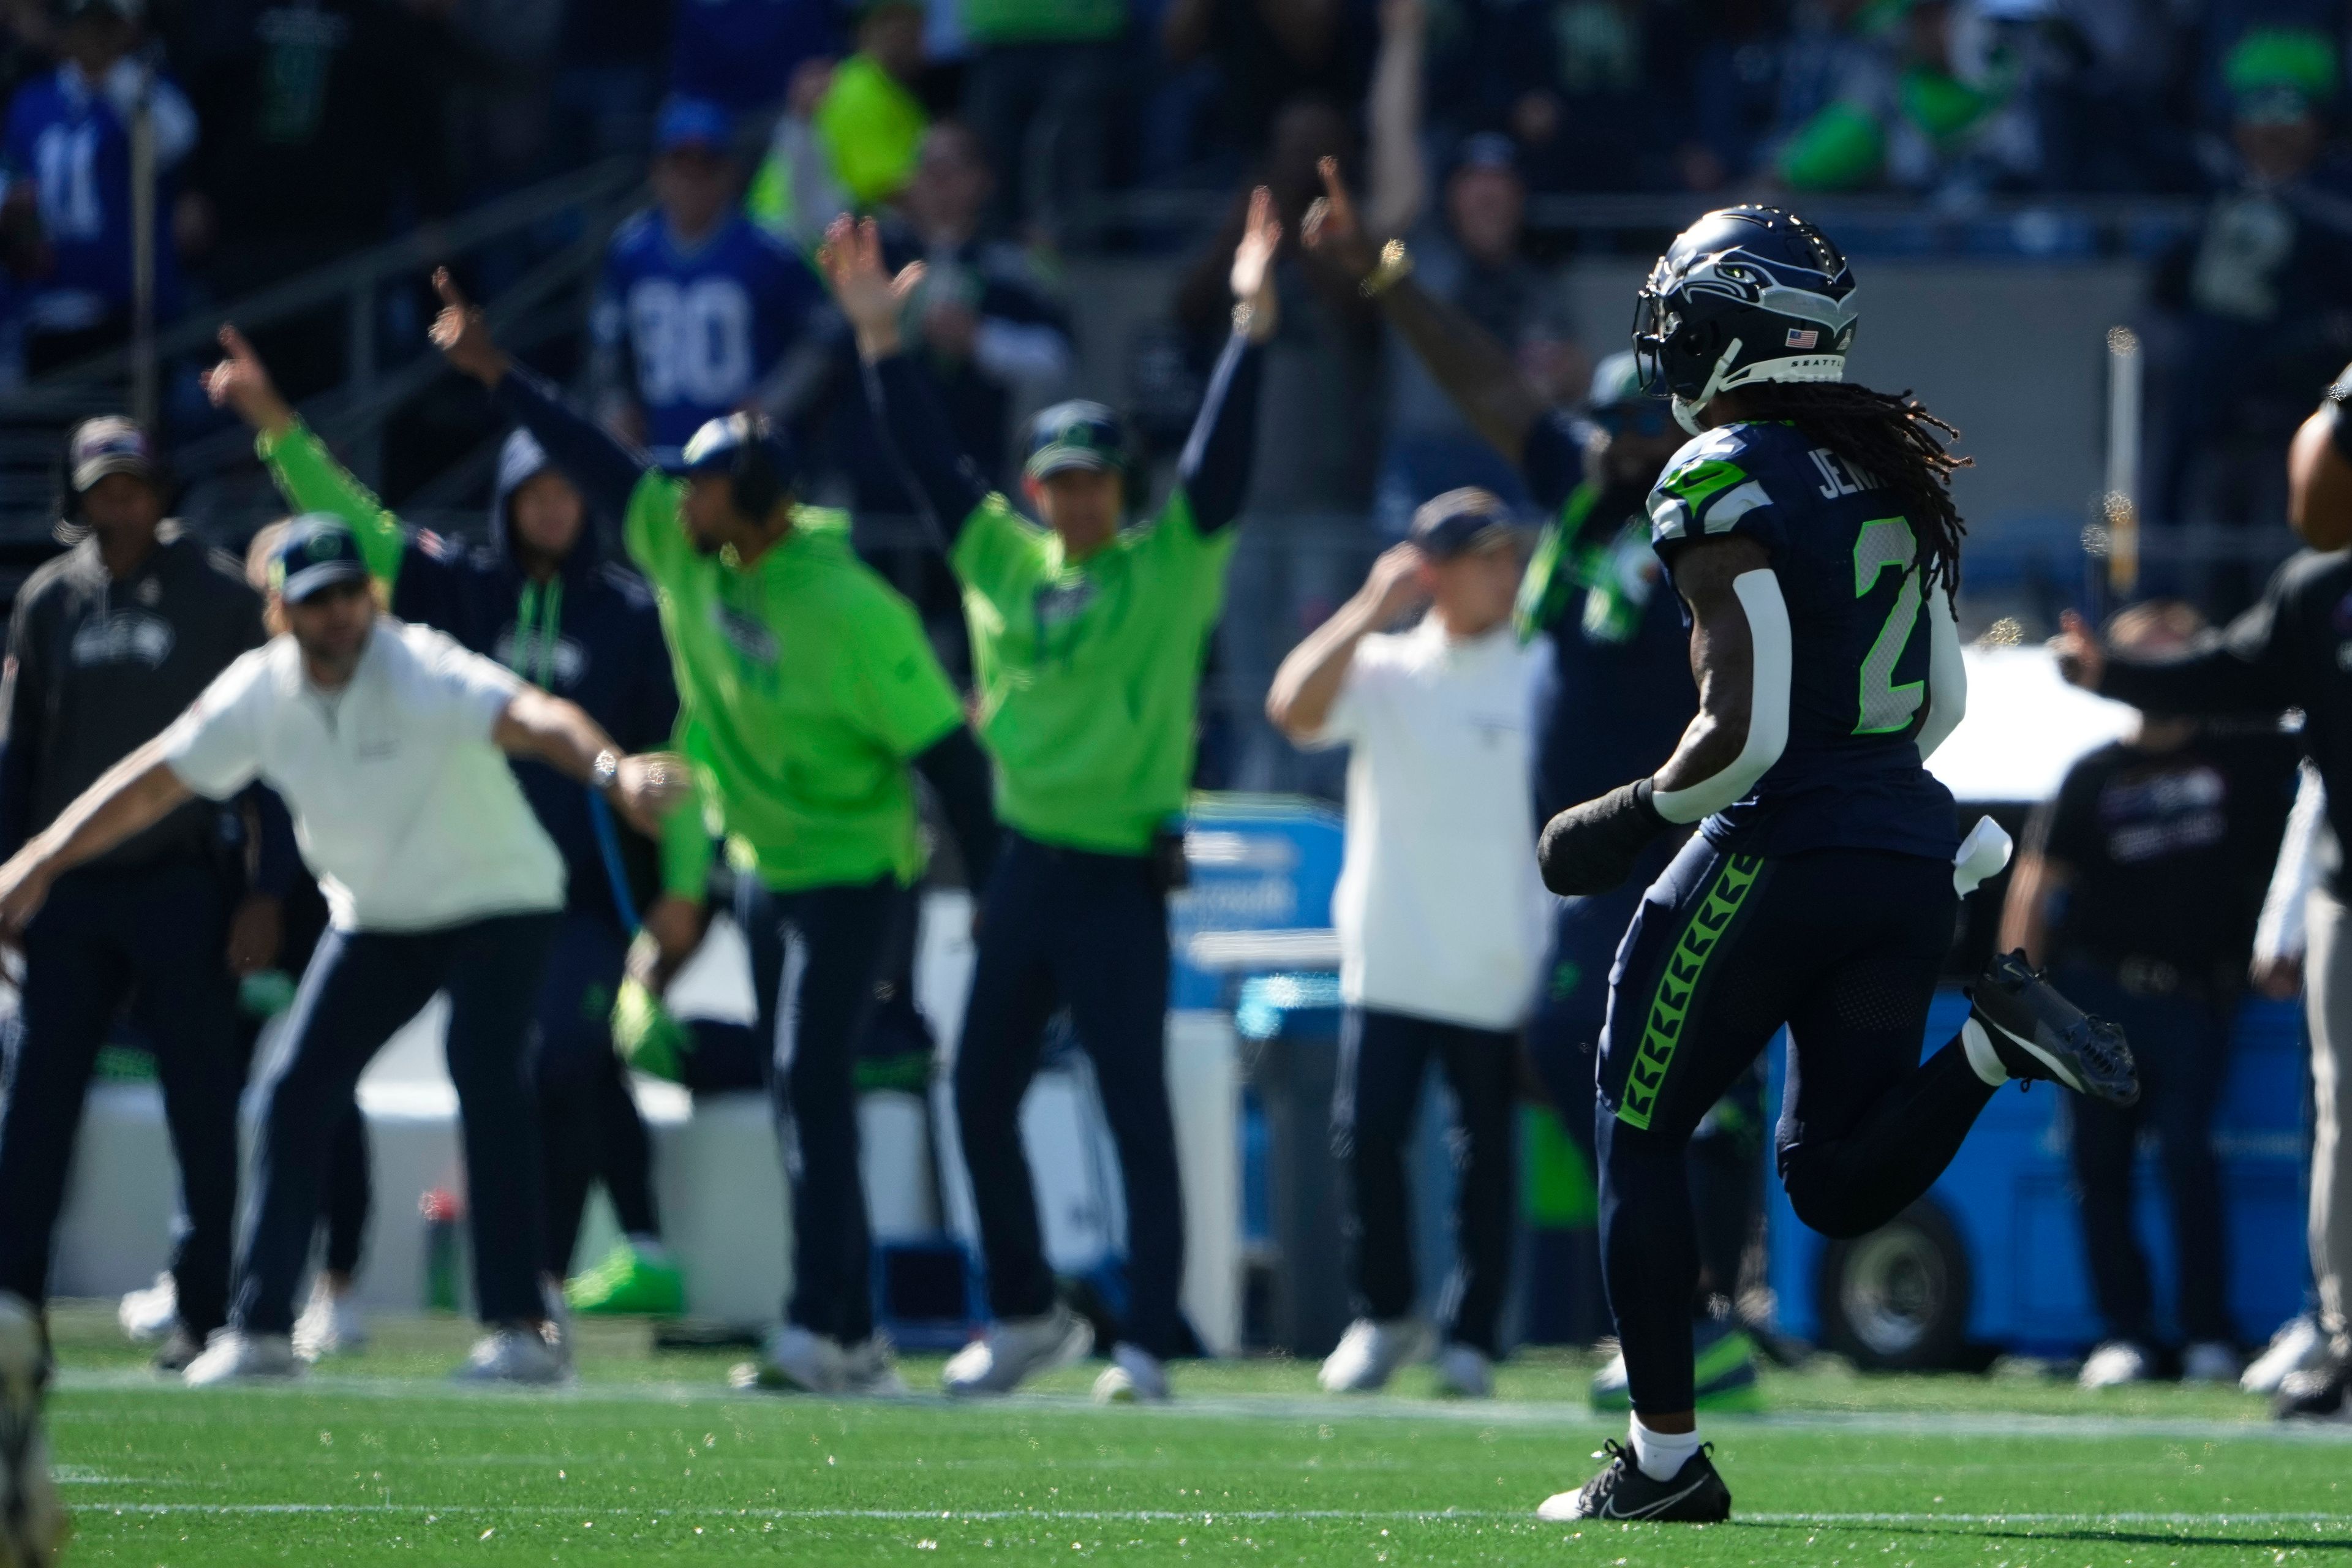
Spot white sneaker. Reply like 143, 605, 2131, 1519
2244, 1314, 2329, 1395
0, 1295, 62, 1568
840, 1336, 906, 1397
1432, 1342, 1494, 1398
2079, 1340, 2152, 1389
1092, 1342, 1169, 1404
118, 1272, 176, 1344
452, 1325, 570, 1385
184, 1330, 300, 1387
1317, 1317, 1434, 1393
744, 1325, 847, 1395
2180, 1340, 2239, 1385
1588, 1346, 1630, 1405
291, 1279, 369, 1363
942, 1305, 1093, 1396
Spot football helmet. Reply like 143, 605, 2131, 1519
1633, 206, 1858, 434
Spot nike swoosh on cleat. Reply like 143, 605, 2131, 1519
1978, 1014, 2087, 1091
1598, 1473, 1713, 1520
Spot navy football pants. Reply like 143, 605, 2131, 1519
1526, 840, 1767, 1321
736, 873, 902, 1346
0, 859, 244, 1335
954, 834, 1186, 1359
532, 910, 658, 1277
232, 913, 558, 1333
1596, 837, 1995, 1414
1333, 1007, 1515, 1354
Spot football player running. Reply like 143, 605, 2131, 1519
1528, 208, 2139, 1520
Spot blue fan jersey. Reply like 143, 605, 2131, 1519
1, 64, 190, 331
592, 210, 829, 452
1647, 418, 1957, 861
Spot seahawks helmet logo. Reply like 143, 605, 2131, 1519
1633, 207, 1860, 409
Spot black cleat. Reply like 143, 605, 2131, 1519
1968, 951, 2139, 1106
1536, 1439, 1732, 1523
2274, 1354, 2350, 1422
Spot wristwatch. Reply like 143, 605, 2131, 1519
590, 748, 620, 793
2326, 362, 2352, 463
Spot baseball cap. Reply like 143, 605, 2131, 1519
67, 415, 160, 494
2226, 28, 2336, 123
1408, 487, 1520, 560
1449, 132, 1520, 181
1024, 400, 1126, 480
673, 412, 798, 488
654, 96, 733, 156
271, 514, 369, 603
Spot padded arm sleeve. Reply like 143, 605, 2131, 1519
1651, 569, 1792, 824
1914, 584, 1966, 761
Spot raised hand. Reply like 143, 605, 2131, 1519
2048, 609, 2105, 690
428, 268, 509, 386
1360, 541, 1430, 624
202, 324, 296, 436
1228, 185, 1282, 341
1302, 156, 1380, 284
816, 214, 926, 361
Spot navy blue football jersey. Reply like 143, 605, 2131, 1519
592, 209, 829, 452
1646, 418, 1958, 860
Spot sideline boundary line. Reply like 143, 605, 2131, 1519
51, 1370, 2352, 1446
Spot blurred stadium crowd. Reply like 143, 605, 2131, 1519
0, 0, 2348, 630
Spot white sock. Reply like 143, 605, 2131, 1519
1961, 1017, 2008, 1087
1629, 1415, 1702, 1482
625, 1234, 668, 1261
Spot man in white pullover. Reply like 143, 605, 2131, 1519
1269, 488, 1546, 1398
0, 517, 685, 1385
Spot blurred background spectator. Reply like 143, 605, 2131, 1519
0, 0, 194, 377
748, 0, 930, 250
2000, 600, 2297, 1388
2148, 26, 2352, 616
589, 95, 833, 456
961, 0, 1125, 241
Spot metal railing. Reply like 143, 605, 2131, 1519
0, 156, 645, 504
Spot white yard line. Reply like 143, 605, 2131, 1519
66, 1501, 2352, 1529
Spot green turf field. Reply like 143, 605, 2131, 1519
37, 1305, 2350, 1566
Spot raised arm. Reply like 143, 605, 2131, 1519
1362, 0, 1429, 246
0, 739, 192, 941
206, 325, 412, 587
1303, 157, 1548, 466
820, 216, 994, 544
429, 268, 649, 521
2051, 578, 2299, 717
1537, 537, 1786, 894
1174, 186, 1281, 534
1267, 545, 1427, 739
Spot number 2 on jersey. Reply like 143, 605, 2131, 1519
1852, 517, 1923, 734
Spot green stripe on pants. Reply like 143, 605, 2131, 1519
1617, 854, 1762, 1131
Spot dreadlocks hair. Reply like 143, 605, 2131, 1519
1730, 381, 1971, 595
